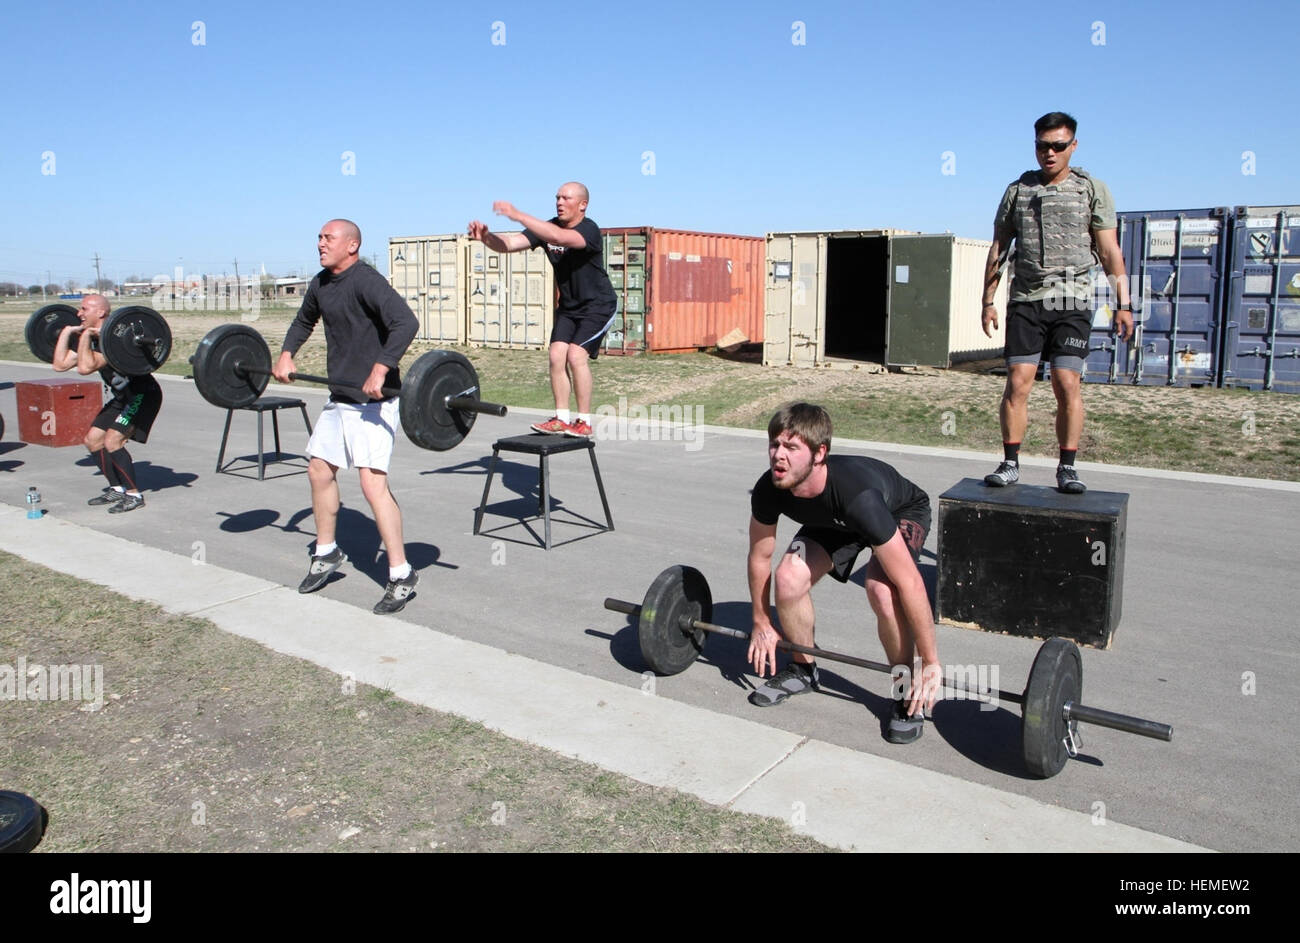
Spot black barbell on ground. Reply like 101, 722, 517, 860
189, 324, 507, 452
25, 303, 173, 377
604, 564, 1173, 778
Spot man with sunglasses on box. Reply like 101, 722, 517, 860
980, 112, 1133, 494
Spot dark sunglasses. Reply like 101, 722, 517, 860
1035, 139, 1074, 153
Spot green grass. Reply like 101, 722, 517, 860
0, 551, 833, 853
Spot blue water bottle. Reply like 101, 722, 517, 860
26, 487, 41, 519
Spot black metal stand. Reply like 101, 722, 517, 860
474, 433, 614, 549
215, 396, 313, 480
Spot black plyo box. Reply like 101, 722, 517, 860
936, 477, 1128, 649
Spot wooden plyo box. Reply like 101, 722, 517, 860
16, 378, 103, 447
936, 477, 1128, 649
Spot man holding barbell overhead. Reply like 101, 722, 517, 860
275, 219, 421, 614
51, 293, 161, 513
747, 403, 940, 743
468, 182, 617, 438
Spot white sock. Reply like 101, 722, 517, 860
576, 414, 590, 424
315, 542, 337, 556
556, 409, 571, 423
390, 562, 412, 580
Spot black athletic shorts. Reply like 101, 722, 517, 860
552, 309, 616, 360
92, 387, 162, 444
1004, 299, 1090, 373
794, 516, 929, 584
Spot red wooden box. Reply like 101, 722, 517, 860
16, 378, 103, 447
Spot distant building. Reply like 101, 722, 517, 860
274, 277, 309, 301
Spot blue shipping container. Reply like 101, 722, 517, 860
1082, 262, 1130, 384
1221, 205, 1300, 392
1119, 209, 1230, 387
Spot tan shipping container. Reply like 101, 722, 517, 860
388, 235, 554, 349
389, 235, 466, 344
466, 240, 554, 349
602, 227, 764, 354
764, 230, 1006, 367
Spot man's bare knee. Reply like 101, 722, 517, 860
774, 556, 814, 603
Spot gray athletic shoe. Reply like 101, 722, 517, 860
984, 461, 1020, 487
108, 493, 145, 514
749, 662, 819, 707
88, 488, 125, 506
373, 570, 419, 614
886, 698, 925, 744
1056, 464, 1087, 494
299, 547, 348, 594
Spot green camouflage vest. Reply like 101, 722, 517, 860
1012, 167, 1098, 299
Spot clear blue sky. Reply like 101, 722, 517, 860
1, 0, 1295, 287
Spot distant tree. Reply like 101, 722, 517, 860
0, 281, 23, 296
44, 283, 62, 295
28, 285, 42, 295
64, 279, 81, 293
125, 274, 142, 283
93, 277, 115, 292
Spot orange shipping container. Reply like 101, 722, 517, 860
601, 227, 764, 354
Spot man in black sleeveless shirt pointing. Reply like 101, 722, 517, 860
748, 403, 941, 742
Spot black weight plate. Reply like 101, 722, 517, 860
191, 324, 271, 408
0, 790, 48, 853
399, 350, 479, 451
101, 306, 172, 375
1022, 637, 1083, 778
638, 565, 711, 676
25, 304, 79, 364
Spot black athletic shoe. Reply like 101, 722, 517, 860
299, 547, 348, 594
1056, 464, 1087, 494
984, 461, 1020, 487
749, 662, 820, 707
87, 488, 125, 506
373, 570, 419, 614
886, 698, 925, 744
108, 493, 145, 514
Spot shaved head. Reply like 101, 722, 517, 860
563, 182, 590, 203
318, 219, 362, 273
83, 293, 109, 316
328, 218, 362, 247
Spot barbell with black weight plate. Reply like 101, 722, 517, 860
24, 304, 79, 364
189, 323, 507, 452
24, 304, 172, 377
604, 564, 1173, 778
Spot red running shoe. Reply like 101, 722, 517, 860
564, 418, 593, 437
530, 416, 568, 434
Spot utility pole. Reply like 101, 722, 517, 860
93, 253, 103, 291
233, 257, 241, 304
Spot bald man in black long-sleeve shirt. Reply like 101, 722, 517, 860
274, 218, 421, 614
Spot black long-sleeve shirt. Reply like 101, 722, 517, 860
281, 261, 418, 404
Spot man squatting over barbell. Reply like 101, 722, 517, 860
273, 219, 421, 615
52, 293, 162, 514
746, 403, 941, 743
